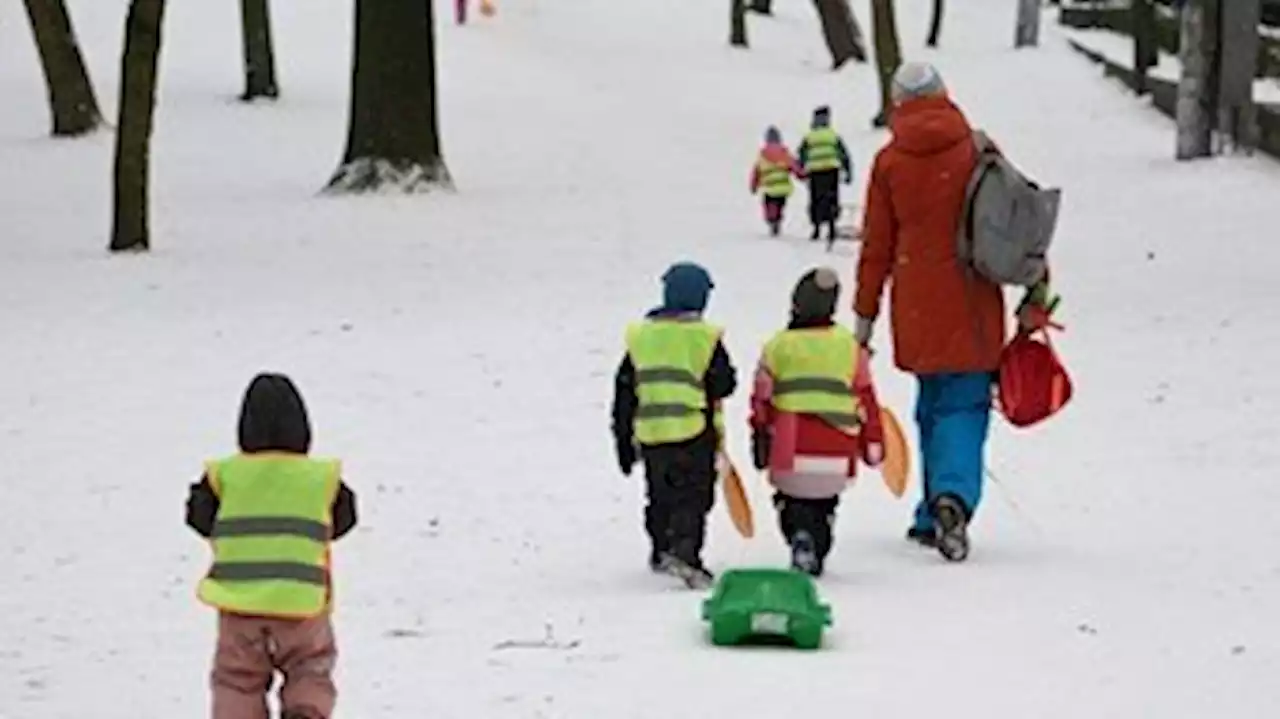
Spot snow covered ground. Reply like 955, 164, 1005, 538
4, 0, 1280, 716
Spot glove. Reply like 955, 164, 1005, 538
853, 315, 874, 347
1016, 281, 1062, 332
615, 435, 637, 476
862, 440, 885, 467
751, 429, 771, 470
842, 171, 852, 185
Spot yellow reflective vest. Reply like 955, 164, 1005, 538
197, 453, 339, 618
625, 318, 724, 446
762, 325, 861, 430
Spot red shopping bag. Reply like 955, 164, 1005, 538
997, 328, 1073, 428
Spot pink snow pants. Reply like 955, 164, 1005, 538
211, 612, 337, 719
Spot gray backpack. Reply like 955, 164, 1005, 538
957, 131, 1061, 287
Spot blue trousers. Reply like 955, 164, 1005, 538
910, 371, 994, 532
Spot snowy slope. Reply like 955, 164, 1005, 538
3, 0, 1280, 716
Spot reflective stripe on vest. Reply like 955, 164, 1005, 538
763, 326, 861, 429
757, 157, 793, 198
625, 319, 721, 445
197, 454, 338, 618
804, 128, 842, 172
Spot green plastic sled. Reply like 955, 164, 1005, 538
700, 568, 832, 649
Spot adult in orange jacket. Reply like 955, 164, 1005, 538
851, 62, 1005, 562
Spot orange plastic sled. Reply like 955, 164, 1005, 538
879, 407, 911, 498
719, 455, 755, 538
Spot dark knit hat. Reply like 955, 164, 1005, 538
661, 262, 714, 313
791, 267, 841, 320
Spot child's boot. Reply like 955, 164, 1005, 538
790, 530, 821, 576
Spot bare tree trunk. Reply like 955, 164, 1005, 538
22, 0, 103, 137
731, 0, 749, 47
1175, 0, 1218, 159
1015, 0, 1041, 48
750, 0, 773, 15
1217, 0, 1261, 152
871, 0, 902, 127
1132, 0, 1157, 95
110, 0, 168, 253
328, 0, 451, 193
813, 0, 868, 70
926, 0, 944, 48
239, 0, 279, 100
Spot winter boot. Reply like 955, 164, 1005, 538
790, 530, 821, 576
648, 548, 671, 573
906, 526, 937, 548
663, 554, 715, 589
933, 495, 970, 562
769, 219, 781, 237
810, 224, 820, 241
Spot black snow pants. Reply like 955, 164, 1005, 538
641, 432, 718, 568
807, 169, 841, 236
773, 492, 841, 561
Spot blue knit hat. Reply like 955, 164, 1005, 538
764, 125, 782, 144
661, 262, 714, 313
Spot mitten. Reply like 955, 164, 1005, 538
751, 429, 771, 470
854, 315, 874, 347
615, 436, 637, 476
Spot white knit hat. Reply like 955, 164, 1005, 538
891, 62, 947, 104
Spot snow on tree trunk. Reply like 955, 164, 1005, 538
239, 0, 279, 101
328, 0, 452, 193
926, 0, 944, 48
731, 0, 749, 47
22, 0, 103, 137
1015, 0, 1041, 48
110, 0, 168, 253
813, 0, 868, 70
871, 0, 903, 128
1175, 0, 1217, 160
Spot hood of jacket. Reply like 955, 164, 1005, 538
888, 96, 972, 158
238, 373, 312, 454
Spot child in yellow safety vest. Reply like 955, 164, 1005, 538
611, 262, 737, 589
185, 373, 359, 719
749, 126, 805, 236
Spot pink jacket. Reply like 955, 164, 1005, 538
749, 143, 805, 193
750, 347, 885, 499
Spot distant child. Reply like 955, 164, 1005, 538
798, 106, 853, 246
749, 125, 805, 236
611, 262, 737, 589
185, 373, 359, 719
748, 268, 883, 576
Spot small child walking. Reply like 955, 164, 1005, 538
748, 268, 884, 576
749, 126, 805, 236
186, 373, 359, 719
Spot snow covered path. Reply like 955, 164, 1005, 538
3, 0, 1280, 716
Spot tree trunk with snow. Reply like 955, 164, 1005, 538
871, 0, 903, 128
110, 0, 168, 252
731, 0, 749, 47
1175, 0, 1218, 160
328, 0, 452, 193
22, 0, 103, 137
1014, 0, 1041, 48
239, 0, 279, 100
926, 0, 944, 48
813, 0, 868, 70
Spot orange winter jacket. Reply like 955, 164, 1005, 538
854, 96, 1007, 374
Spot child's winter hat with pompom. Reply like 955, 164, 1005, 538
891, 61, 947, 104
